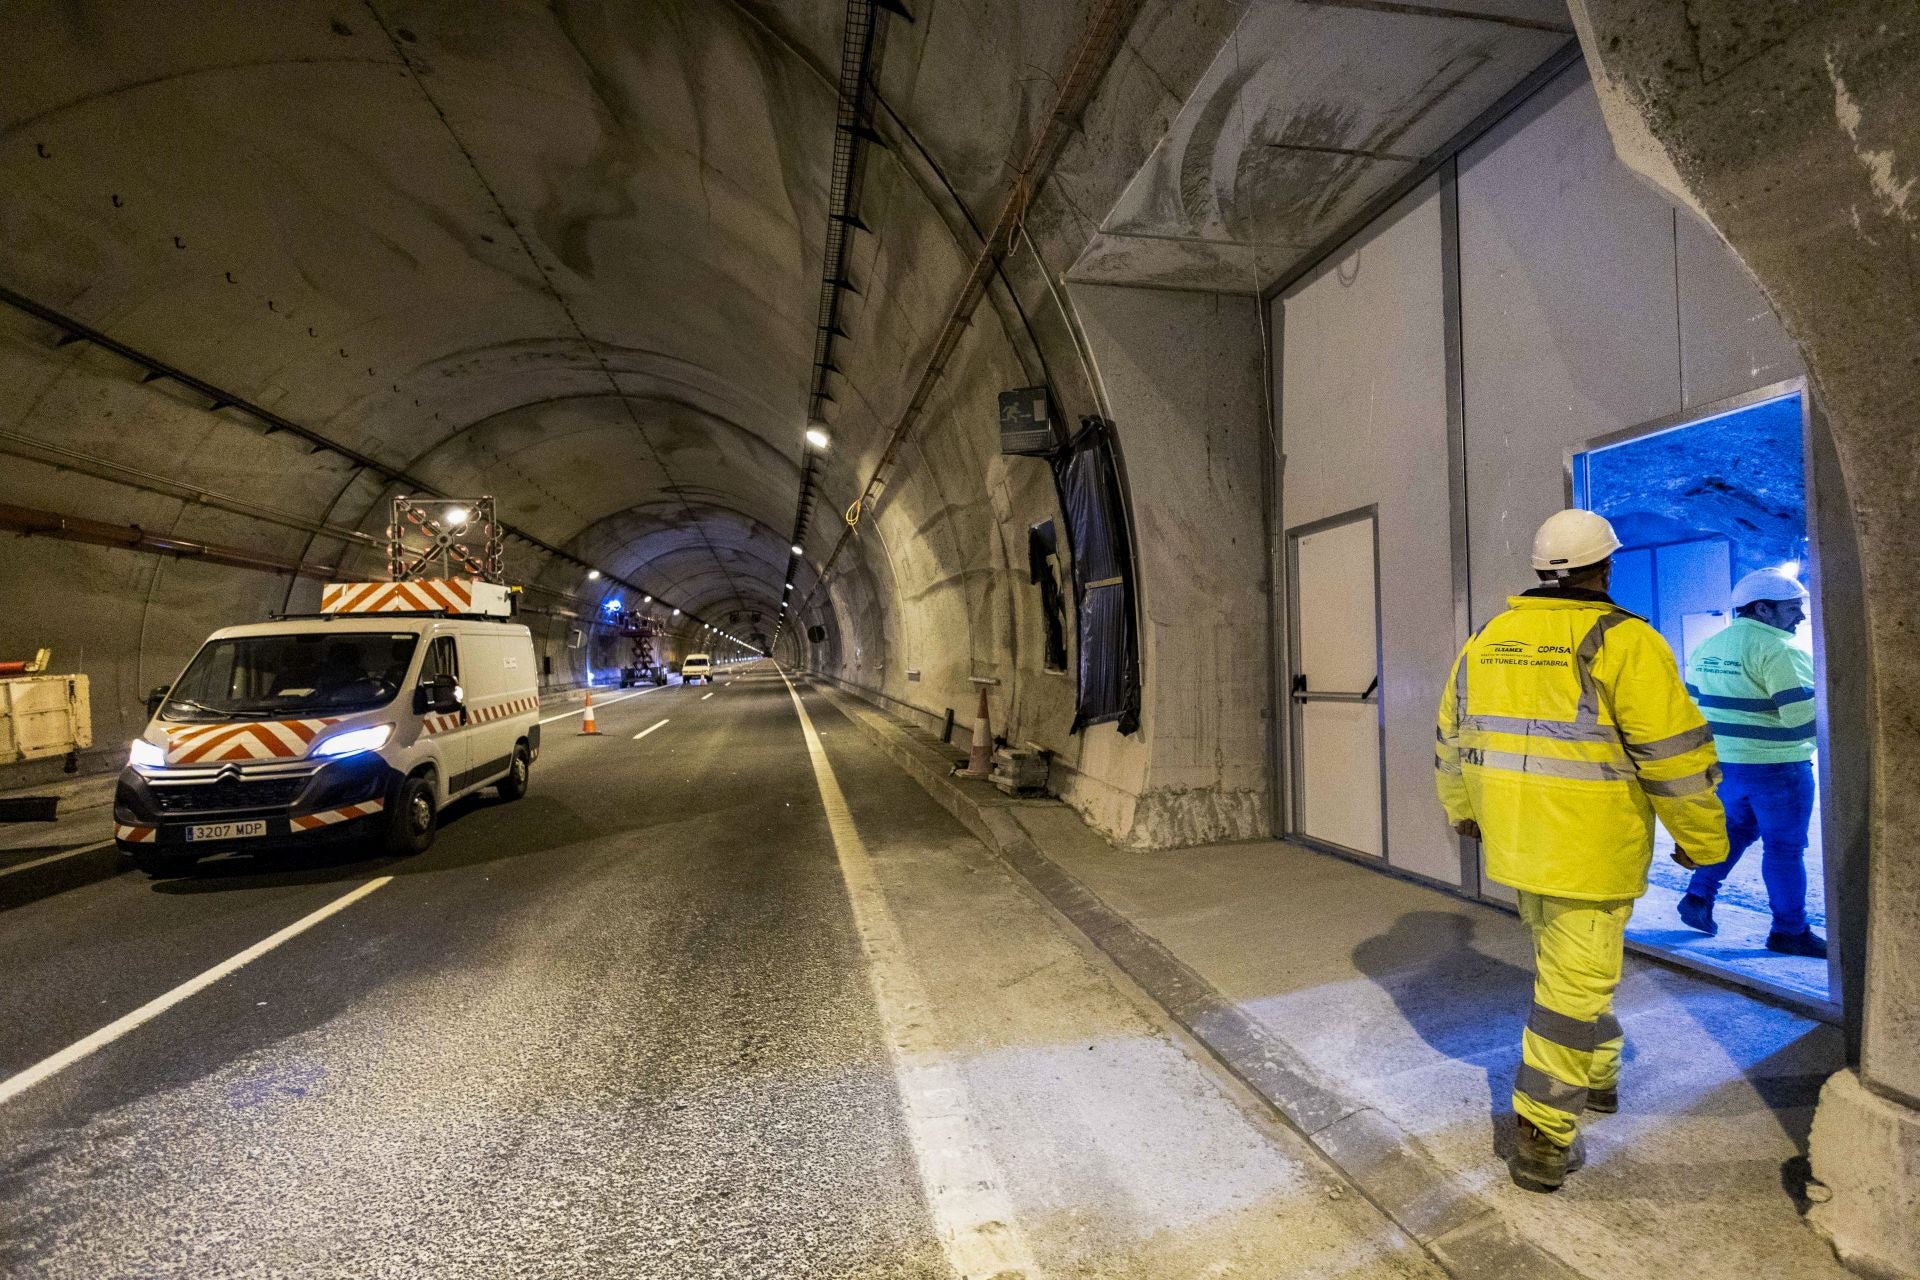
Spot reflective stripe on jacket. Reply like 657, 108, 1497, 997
1685, 617, 1817, 764
1435, 592, 1729, 900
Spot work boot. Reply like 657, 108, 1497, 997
1766, 928, 1828, 959
1508, 1117, 1586, 1192
1586, 1085, 1619, 1114
1677, 892, 1718, 936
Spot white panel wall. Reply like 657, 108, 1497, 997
1279, 178, 1459, 885
1272, 64, 1805, 902
1458, 72, 1682, 629
1457, 67, 1805, 628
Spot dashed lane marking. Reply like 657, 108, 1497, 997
780, 671, 1041, 1280
700, 692, 714, 701
0, 876, 394, 1107
0, 838, 115, 878
538, 686, 658, 726
632, 719, 670, 741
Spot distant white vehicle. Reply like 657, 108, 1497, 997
680, 654, 713, 684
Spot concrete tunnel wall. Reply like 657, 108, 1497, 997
0, 0, 1272, 850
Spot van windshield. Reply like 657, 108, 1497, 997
163, 633, 419, 721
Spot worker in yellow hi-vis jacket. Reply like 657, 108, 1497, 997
1435, 509, 1728, 1192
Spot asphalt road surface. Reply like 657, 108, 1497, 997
0, 663, 1438, 1279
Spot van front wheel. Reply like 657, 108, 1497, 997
497, 744, 531, 801
384, 774, 438, 857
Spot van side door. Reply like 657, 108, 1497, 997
417, 634, 469, 795
461, 632, 515, 787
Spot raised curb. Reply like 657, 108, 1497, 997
809, 679, 1589, 1280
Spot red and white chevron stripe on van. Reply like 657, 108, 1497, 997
290, 799, 385, 831
163, 718, 343, 765
473, 694, 539, 723
322, 578, 473, 614
116, 824, 156, 844
421, 711, 463, 736
420, 694, 539, 736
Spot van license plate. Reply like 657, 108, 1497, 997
187, 820, 267, 842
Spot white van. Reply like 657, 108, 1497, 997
681, 653, 712, 684
114, 613, 540, 875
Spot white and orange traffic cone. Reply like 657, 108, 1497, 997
957, 676, 998, 778
578, 688, 602, 736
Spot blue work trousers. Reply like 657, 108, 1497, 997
1687, 760, 1816, 935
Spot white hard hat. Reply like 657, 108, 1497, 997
1531, 509, 1622, 573
1731, 568, 1809, 608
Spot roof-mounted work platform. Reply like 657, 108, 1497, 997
319, 495, 517, 618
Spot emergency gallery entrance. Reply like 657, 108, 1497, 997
1571, 382, 1835, 1008
1286, 509, 1385, 860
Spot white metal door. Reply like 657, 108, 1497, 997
1289, 511, 1385, 859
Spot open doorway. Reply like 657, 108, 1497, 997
1572, 382, 1835, 1011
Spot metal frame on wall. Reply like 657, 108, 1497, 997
1439, 155, 1479, 897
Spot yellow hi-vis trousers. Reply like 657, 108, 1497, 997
1514, 891, 1632, 1146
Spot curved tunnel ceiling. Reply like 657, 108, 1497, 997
0, 0, 1099, 631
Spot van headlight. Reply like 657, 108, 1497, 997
129, 738, 166, 769
312, 724, 395, 759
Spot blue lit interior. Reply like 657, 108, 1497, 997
1575, 392, 1807, 663
1577, 390, 1828, 1002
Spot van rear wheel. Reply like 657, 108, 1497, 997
497, 744, 531, 801
383, 774, 438, 857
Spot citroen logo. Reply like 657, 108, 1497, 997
217, 765, 243, 783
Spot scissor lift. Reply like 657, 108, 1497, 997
616, 610, 664, 687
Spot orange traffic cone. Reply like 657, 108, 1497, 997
578, 688, 603, 736
957, 677, 997, 778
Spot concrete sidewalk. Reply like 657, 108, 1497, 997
815, 683, 1852, 1280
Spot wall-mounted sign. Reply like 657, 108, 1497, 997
999, 386, 1057, 456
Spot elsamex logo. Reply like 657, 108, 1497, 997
1488, 641, 1527, 655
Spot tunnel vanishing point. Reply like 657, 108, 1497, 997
2, 1, 1919, 1276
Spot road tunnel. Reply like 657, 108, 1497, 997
2, 2, 1918, 1276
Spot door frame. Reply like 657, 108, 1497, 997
1563, 376, 1848, 1021
1284, 504, 1389, 862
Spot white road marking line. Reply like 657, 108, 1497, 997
780, 674, 1040, 1280
700, 692, 713, 701
537, 686, 656, 725
632, 718, 670, 741
0, 876, 394, 1107
0, 838, 115, 878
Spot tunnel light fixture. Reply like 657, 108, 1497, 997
672, 608, 681, 616
586, 569, 601, 581
643, 595, 652, 604
444, 506, 470, 528
805, 428, 830, 449
790, 544, 804, 556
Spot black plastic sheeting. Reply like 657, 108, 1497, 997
1027, 519, 1069, 673
1051, 418, 1141, 734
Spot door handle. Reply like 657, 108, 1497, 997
1293, 675, 1379, 704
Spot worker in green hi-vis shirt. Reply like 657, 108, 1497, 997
1677, 568, 1826, 959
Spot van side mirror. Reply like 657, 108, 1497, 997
422, 674, 462, 714
147, 685, 171, 717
